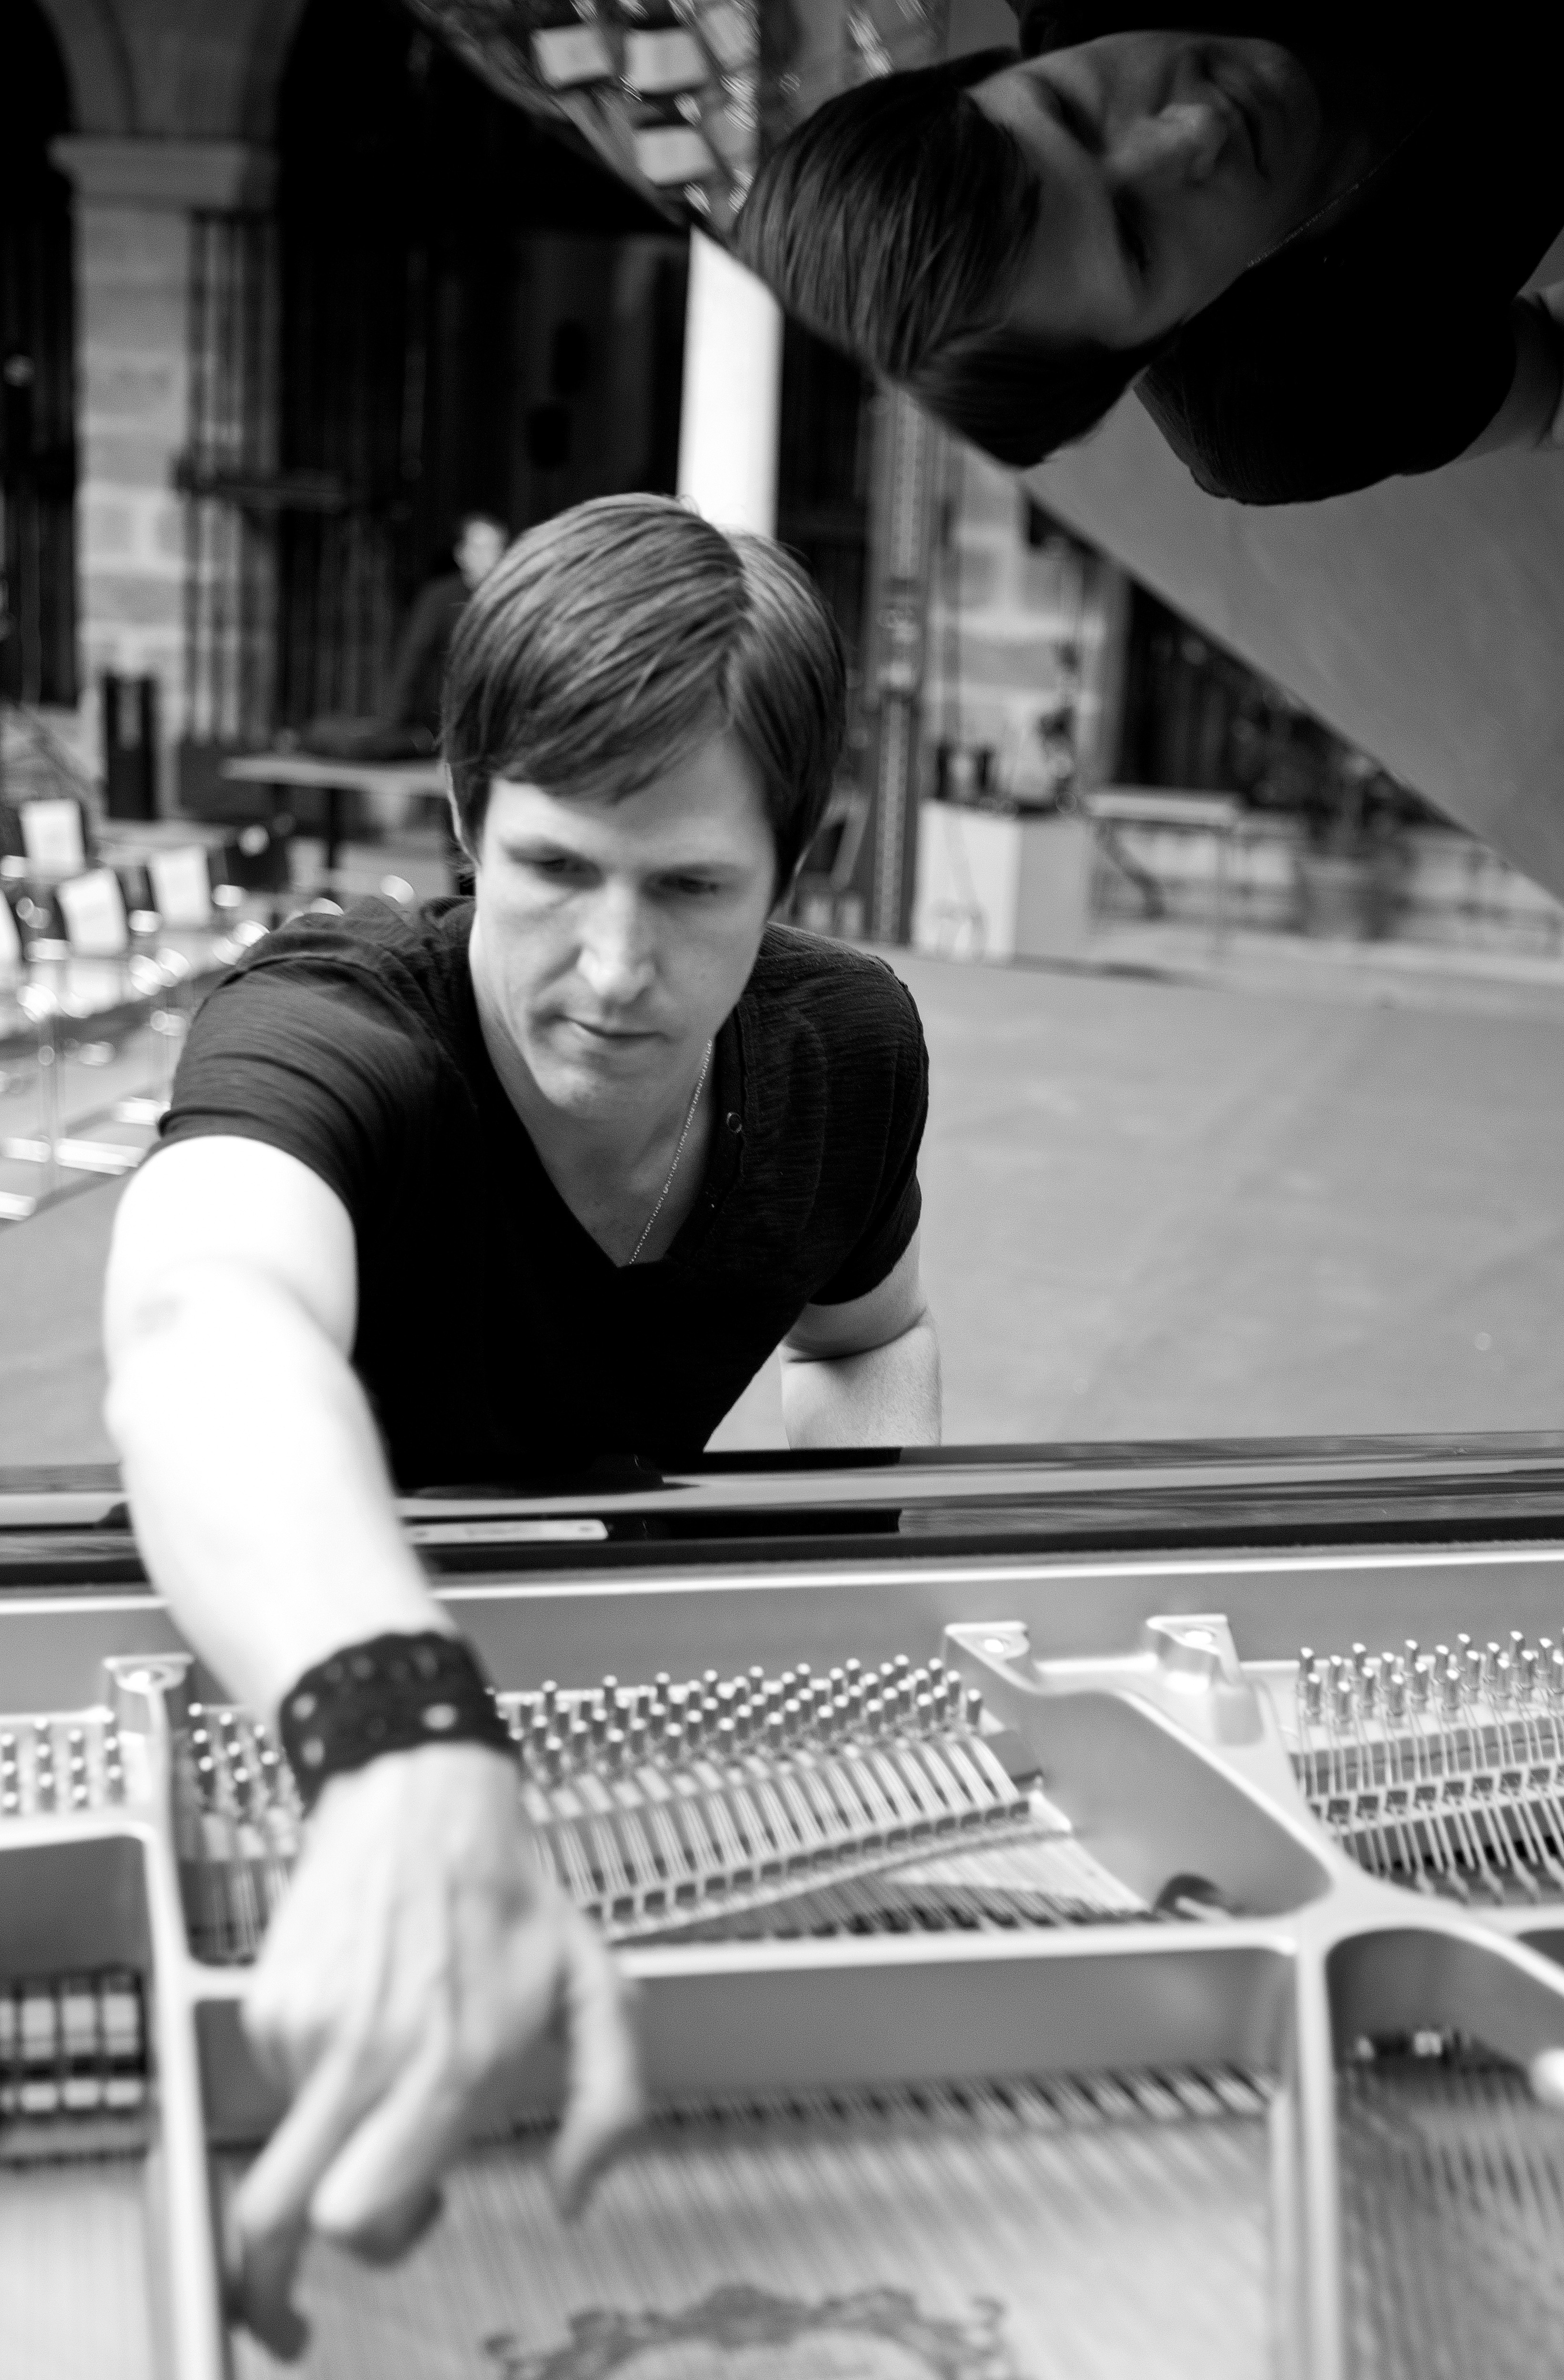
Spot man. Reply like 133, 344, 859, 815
303, 511, 508, 762
735, 10, 1564, 502
102, 495, 940, 2358
382, 511, 509, 749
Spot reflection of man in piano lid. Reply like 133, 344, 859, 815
735, 7, 1564, 506
101, 494, 941, 2361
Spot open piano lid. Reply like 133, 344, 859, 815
403, 0, 950, 240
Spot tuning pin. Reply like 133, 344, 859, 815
962, 1686, 984, 1729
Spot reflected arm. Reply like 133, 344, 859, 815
1460, 287, 1564, 460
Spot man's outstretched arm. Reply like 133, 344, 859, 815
103, 1138, 639, 2360
778, 1231, 941, 1449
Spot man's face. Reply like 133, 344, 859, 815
456, 518, 506, 589
972, 32, 1327, 349
467, 732, 777, 1124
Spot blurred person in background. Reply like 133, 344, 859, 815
736, 7, 1564, 504
304, 512, 509, 762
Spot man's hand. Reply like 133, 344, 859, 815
227, 1742, 641, 2360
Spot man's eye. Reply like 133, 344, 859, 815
666, 876, 719, 897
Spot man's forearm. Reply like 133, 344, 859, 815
780, 1318, 942, 1449
105, 1266, 443, 1719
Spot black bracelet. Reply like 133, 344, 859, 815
278, 1630, 516, 1814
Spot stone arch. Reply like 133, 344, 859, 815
30, 0, 135, 133
30, 0, 316, 142
232, 0, 315, 138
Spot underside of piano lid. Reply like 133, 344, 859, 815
10, 1437, 1564, 2380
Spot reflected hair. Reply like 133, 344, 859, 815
735, 50, 1158, 469
442, 495, 847, 887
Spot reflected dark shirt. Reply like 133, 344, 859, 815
1011, 4, 1564, 503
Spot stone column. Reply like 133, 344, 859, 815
676, 232, 784, 535
48, 138, 275, 808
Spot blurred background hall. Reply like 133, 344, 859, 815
4, 0, 1564, 1461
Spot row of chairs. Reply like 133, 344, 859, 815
0, 799, 288, 1226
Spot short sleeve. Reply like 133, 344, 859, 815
809, 967, 929, 1306
155, 960, 435, 1228
1141, 283, 1519, 507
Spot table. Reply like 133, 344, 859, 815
219, 753, 447, 881
1084, 789, 1245, 956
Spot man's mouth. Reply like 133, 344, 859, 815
562, 1017, 658, 1044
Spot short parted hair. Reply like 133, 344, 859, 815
734, 51, 1160, 470
442, 495, 847, 888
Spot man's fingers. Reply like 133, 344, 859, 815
308, 2026, 469, 2245
229, 2039, 374, 2345
349, 2185, 446, 2268
1530, 2047, 1564, 2110
550, 1909, 643, 2217
223, 2204, 310, 2363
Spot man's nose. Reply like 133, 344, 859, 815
577, 886, 657, 1005
1110, 102, 1229, 194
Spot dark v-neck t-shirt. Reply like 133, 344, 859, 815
157, 898, 929, 1487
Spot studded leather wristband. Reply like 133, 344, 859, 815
278, 1630, 517, 1814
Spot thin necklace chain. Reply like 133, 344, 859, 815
629, 1040, 713, 1266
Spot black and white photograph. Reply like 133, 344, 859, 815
3, 0, 1564, 2372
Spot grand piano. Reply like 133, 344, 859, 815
10, 1435, 1564, 2377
